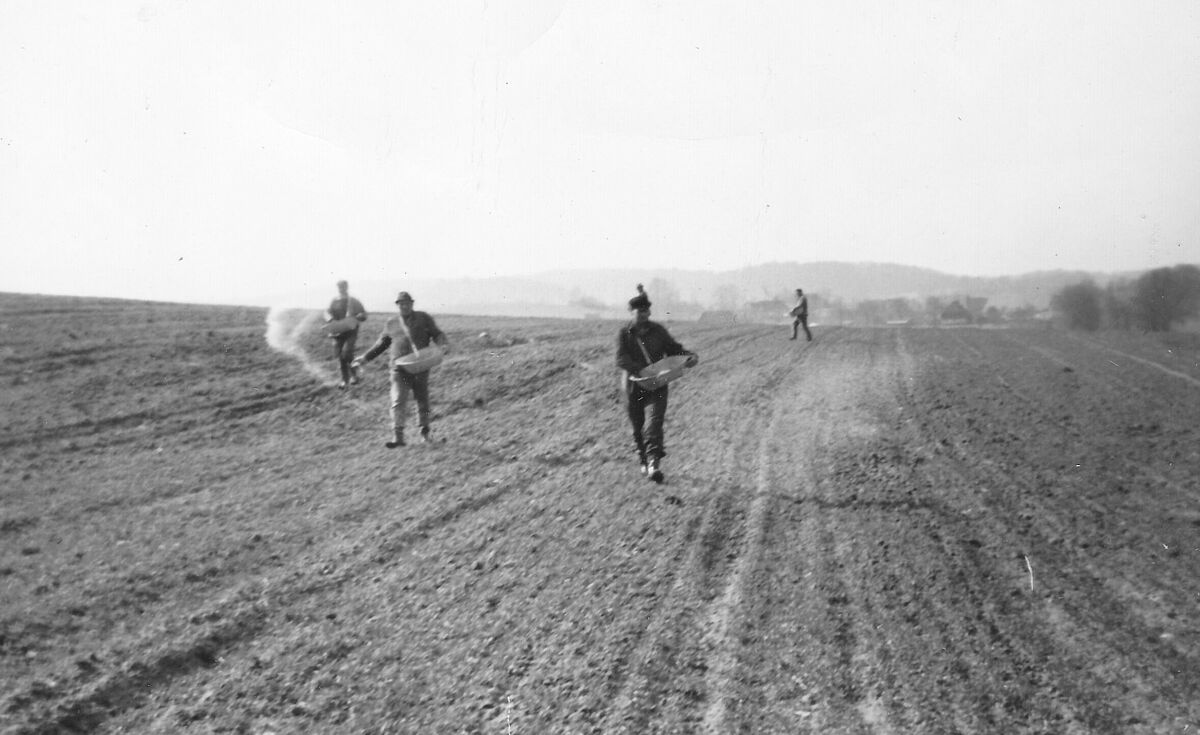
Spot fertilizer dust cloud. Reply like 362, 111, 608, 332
265, 307, 335, 385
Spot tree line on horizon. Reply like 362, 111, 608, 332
559, 265, 1200, 331
1050, 264, 1200, 332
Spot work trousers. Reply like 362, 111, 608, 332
390, 369, 431, 434
333, 332, 358, 382
792, 316, 812, 341
627, 384, 669, 461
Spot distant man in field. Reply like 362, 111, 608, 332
325, 280, 368, 389
616, 286, 699, 483
789, 288, 812, 341
352, 291, 448, 448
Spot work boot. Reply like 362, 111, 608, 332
648, 458, 664, 484
420, 426, 431, 443
385, 429, 405, 449
634, 448, 649, 476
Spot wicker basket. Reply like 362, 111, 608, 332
635, 355, 691, 391
393, 343, 444, 374
323, 317, 360, 336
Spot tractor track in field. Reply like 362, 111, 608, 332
699, 405, 781, 734
597, 330, 810, 733
1067, 332, 1200, 388
597, 476, 750, 733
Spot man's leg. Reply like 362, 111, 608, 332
643, 387, 669, 460
644, 387, 669, 482
341, 332, 359, 383
387, 371, 411, 447
625, 389, 647, 470
333, 335, 351, 385
411, 372, 432, 441
802, 317, 813, 341
791, 318, 799, 340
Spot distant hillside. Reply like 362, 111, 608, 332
264, 262, 1145, 317
535, 263, 1109, 310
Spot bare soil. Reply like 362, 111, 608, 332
2, 293, 1198, 734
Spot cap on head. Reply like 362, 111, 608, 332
395, 291, 414, 304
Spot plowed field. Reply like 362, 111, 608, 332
2, 293, 1199, 734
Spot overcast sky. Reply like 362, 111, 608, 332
2, 1, 1198, 305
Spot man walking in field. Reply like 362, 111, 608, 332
616, 285, 699, 483
325, 280, 368, 389
790, 288, 812, 341
352, 291, 448, 448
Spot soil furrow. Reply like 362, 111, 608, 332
0, 382, 325, 451
598, 465, 756, 733
699, 421, 777, 734
596, 328, 803, 732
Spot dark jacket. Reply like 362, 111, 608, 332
362, 312, 445, 365
616, 320, 691, 375
790, 296, 808, 319
327, 296, 367, 328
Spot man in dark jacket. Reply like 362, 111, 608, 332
325, 280, 368, 388
615, 287, 698, 483
352, 291, 448, 448
790, 288, 812, 341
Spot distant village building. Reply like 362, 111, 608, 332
964, 296, 989, 321
940, 300, 972, 324
699, 310, 737, 324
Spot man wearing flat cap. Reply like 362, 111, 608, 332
615, 284, 699, 483
352, 291, 448, 448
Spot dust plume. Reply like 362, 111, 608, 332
264, 307, 334, 385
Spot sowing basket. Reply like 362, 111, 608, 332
393, 342, 444, 374
636, 354, 691, 391
323, 317, 360, 336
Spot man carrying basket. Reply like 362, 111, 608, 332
616, 285, 699, 483
324, 279, 368, 389
352, 291, 448, 448
789, 287, 812, 341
